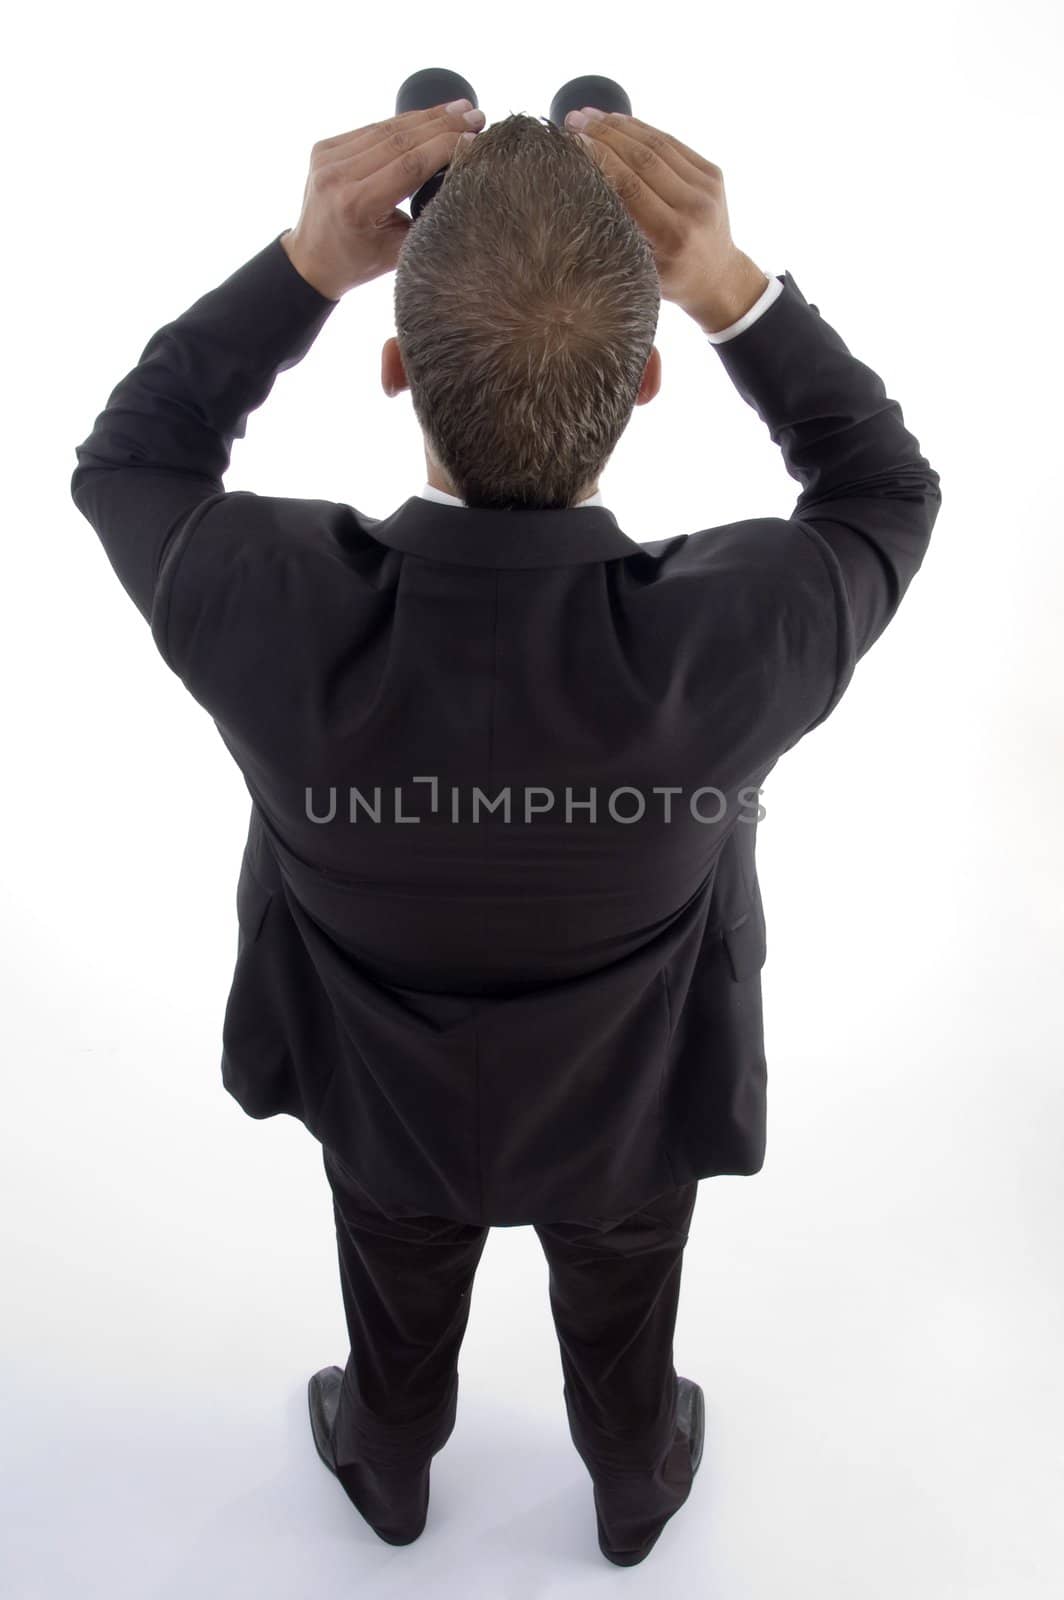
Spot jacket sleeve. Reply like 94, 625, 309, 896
712, 271, 943, 733
68, 231, 339, 661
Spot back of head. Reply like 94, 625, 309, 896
393, 112, 661, 511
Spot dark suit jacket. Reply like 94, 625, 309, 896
70, 230, 941, 1225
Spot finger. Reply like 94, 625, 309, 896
325, 127, 472, 220
570, 112, 721, 185
569, 128, 688, 243
314, 101, 479, 158
571, 121, 708, 220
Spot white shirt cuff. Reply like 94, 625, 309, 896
704, 273, 783, 344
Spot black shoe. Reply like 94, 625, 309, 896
678, 1374, 706, 1478
307, 1366, 429, 1546
597, 1375, 705, 1567
308, 1365, 346, 1477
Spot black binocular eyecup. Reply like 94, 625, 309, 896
395, 69, 632, 219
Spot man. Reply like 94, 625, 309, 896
70, 104, 941, 1566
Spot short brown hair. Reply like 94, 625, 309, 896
393, 112, 660, 510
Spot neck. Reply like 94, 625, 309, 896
425, 460, 598, 505
426, 461, 460, 499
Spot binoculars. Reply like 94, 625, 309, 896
396, 68, 633, 220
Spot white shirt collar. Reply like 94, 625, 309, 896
419, 481, 605, 509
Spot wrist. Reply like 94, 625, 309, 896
683, 254, 771, 335
280, 229, 345, 302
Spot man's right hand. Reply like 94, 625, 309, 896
564, 109, 769, 332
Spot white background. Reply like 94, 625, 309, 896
2, 1, 1062, 1594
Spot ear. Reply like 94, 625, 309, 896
635, 345, 662, 407
381, 336, 409, 398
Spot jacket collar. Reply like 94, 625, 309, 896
363, 494, 645, 569
419, 480, 607, 510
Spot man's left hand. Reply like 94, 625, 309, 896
281, 101, 485, 301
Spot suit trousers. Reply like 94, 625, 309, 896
320, 1144, 700, 1560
